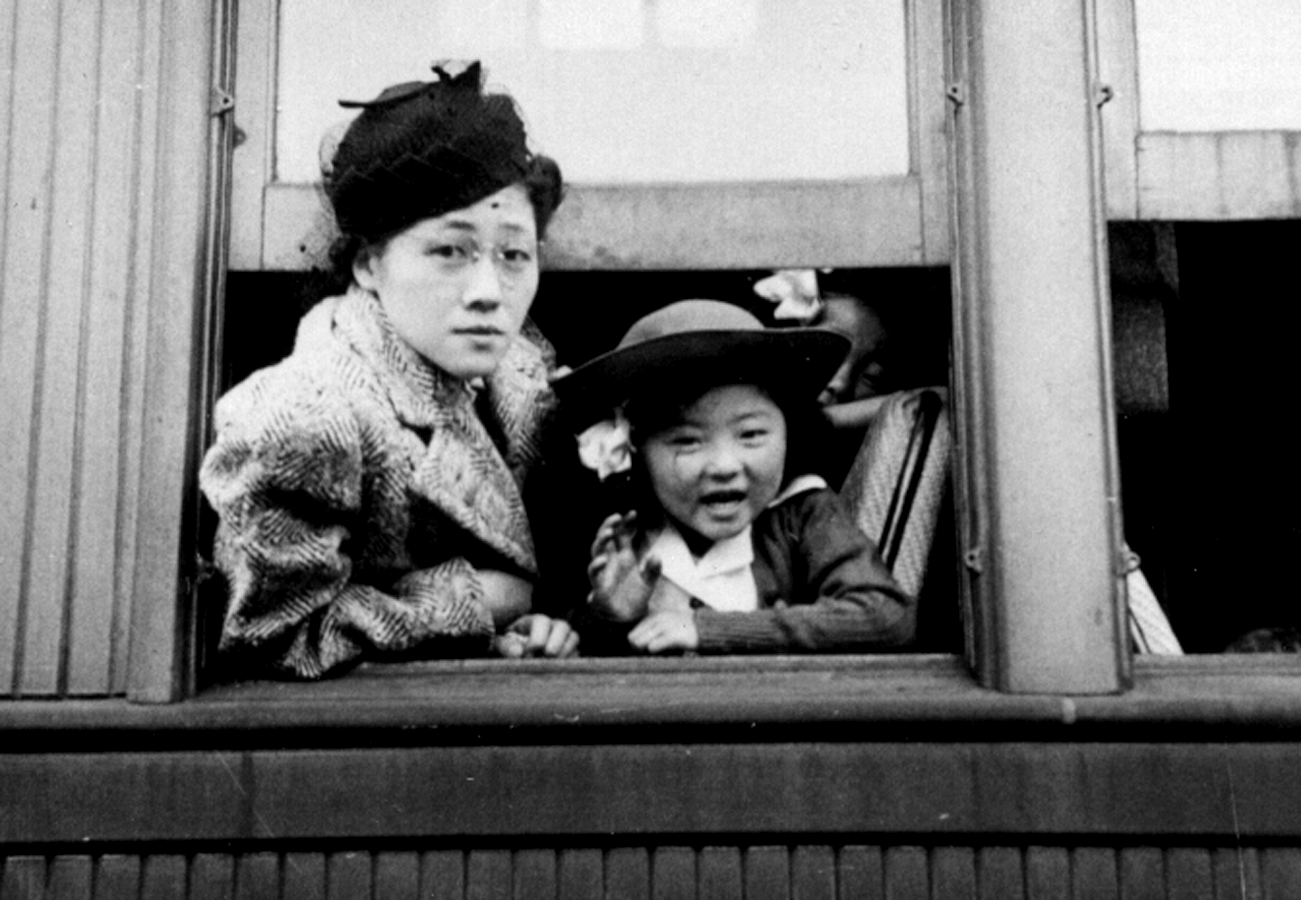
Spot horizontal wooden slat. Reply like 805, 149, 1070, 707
8, 742, 1301, 845
1136, 131, 1301, 219
259, 177, 930, 271
8, 657, 1301, 748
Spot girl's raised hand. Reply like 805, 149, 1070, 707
587, 511, 660, 623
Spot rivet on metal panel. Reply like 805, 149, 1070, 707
963, 547, 983, 574
210, 87, 236, 117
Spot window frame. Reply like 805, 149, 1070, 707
227, 0, 952, 272
138, 0, 1300, 706
1096, 0, 1301, 220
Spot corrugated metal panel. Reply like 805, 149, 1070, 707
4, 846, 1300, 900
0, 0, 209, 697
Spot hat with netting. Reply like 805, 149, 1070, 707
324, 61, 550, 241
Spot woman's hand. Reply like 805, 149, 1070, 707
476, 569, 534, 628
628, 610, 699, 654
495, 614, 580, 658
587, 511, 660, 622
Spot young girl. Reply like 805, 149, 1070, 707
552, 300, 916, 654
200, 63, 578, 678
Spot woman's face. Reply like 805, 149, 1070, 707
353, 184, 540, 379
641, 384, 788, 546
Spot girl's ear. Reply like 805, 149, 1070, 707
352, 242, 381, 292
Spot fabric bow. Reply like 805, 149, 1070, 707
753, 269, 824, 323
576, 408, 632, 481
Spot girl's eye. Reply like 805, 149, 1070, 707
667, 434, 701, 450
739, 429, 769, 442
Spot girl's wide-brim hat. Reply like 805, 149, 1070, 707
552, 299, 849, 424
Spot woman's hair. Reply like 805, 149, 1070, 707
305, 63, 564, 305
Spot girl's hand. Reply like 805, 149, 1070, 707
628, 610, 699, 654
495, 614, 580, 658
587, 511, 660, 622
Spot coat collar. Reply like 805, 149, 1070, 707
303, 288, 556, 574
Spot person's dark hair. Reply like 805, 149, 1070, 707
306, 62, 564, 304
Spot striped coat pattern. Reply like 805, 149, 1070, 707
200, 289, 556, 678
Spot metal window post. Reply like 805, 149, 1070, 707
949, 0, 1129, 692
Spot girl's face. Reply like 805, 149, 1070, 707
641, 384, 787, 546
353, 184, 539, 379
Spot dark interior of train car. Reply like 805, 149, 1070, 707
206, 266, 958, 683
1110, 220, 1301, 653
210, 218, 1300, 676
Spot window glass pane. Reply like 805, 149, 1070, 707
275, 0, 910, 184
1135, 0, 1301, 131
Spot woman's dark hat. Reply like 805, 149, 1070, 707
324, 61, 536, 241
552, 300, 849, 425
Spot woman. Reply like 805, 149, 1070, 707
201, 62, 577, 678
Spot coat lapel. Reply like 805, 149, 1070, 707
334, 290, 553, 574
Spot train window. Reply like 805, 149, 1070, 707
1110, 220, 1301, 655
204, 0, 962, 688
229, 0, 949, 272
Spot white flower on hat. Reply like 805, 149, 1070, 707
576, 408, 632, 481
753, 269, 824, 323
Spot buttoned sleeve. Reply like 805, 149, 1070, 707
200, 365, 494, 679
693, 488, 916, 653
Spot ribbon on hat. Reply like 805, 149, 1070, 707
338, 61, 481, 110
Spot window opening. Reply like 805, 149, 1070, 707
1109, 220, 1301, 654
200, 267, 958, 686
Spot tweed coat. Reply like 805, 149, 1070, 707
200, 287, 556, 678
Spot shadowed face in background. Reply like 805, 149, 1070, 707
817, 295, 891, 404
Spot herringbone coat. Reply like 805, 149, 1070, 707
200, 288, 556, 678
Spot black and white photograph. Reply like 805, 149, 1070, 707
2, 1, 1300, 896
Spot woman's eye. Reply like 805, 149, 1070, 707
427, 244, 468, 260
501, 247, 534, 265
